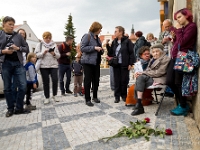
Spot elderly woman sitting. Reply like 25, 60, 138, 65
131, 43, 170, 116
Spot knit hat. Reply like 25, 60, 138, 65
150, 43, 164, 51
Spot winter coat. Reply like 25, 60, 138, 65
106, 36, 134, 67
134, 36, 146, 61
34, 41, 60, 68
143, 52, 170, 84
80, 32, 103, 65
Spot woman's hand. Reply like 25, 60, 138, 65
50, 51, 55, 56
128, 65, 132, 70
106, 39, 110, 44
43, 50, 48, 55
95, 46, 102, 52
134, 72, 143, 78
170, 31, 176, 39
33, 83, 37, 89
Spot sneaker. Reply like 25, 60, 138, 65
44, 98, 50, 104
6, 110, 14, 117
74, 93, 78, 97
170, 105, 188, 116
79, 92, 83, 96
25, 104, 36, 111
14, 109, 31, 115
52, 96, 60, 102
66, 90, 73, 94
171, 104, 189, 112
86, 101, 94, 107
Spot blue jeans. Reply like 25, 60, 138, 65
2, 60, 26, 111
59, 64, 71, 93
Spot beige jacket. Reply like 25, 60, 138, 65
35, 42, 60, 68
143, 52, 170, 84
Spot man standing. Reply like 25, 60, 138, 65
158, 19, 174, 97
158, 19, 173, 56
0, 16, 29, 117
58, 36, 74, 96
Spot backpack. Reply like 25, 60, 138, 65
72, 61, 83, 76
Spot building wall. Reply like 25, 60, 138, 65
192, 0, 200, 128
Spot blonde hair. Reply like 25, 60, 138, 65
146, 33, 154, 40
26, 52, 36, 63
42, 31, 52, 39
89, 22, 102, 33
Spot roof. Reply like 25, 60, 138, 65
14, 24, 22, 29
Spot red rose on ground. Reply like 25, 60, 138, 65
165, 128, 173, 135
144, 117, 150, 123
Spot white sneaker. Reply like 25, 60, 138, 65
44, 98, 50, 104
52, 95, 60, 102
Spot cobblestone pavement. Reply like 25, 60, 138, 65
0, 75, 193, 150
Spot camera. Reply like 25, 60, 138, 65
49, 47, 55, 52
8, 46, 14, 50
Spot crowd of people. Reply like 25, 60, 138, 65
0, 7, 198, 118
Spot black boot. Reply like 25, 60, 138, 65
131, 103, 144, 116
114, 97, 120, 103
132, 102, 140, 110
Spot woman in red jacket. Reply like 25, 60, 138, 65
166, 8, 197, 116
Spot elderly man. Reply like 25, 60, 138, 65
158, 19, 173, 56
158, 19, 174, 98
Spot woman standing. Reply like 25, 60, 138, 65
133, 31, 146, 62
34, 32, 60, 104
0, 16, 29, 117
106, 26, 134, 103
166, 8, 197, 116
81, 22, 103, 107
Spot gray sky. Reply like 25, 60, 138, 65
0, 0, 160, 43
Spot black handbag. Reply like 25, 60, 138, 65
108, 48, 122, 67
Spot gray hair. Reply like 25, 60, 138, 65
150, 47, 163, 55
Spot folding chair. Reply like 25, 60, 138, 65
146, 85, 167, 116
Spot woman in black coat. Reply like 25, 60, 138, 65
106, 26, 134, 103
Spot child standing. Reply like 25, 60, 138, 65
72, 53, 83, 97
24, 53, 38, 111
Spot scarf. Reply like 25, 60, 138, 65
42, 41, 55, 49
140, 59, 150, 70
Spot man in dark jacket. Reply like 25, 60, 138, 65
106, 26, 134, 103
58, 36, 74, 95
0, 16, 29, 117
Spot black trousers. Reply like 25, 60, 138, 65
26, 83, 33, 105
83, 64, 100, 102
113, 65, 129, 98
40, 68, 58, 98
166, 59, 186, 107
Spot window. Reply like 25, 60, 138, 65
29, 33, 31, 37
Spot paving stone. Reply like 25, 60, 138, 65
0, 74, 194, 150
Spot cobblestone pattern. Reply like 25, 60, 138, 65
0, 75, 193, 150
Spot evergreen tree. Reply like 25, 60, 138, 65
64, 14, 76, 61
0, 17, 4, 30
